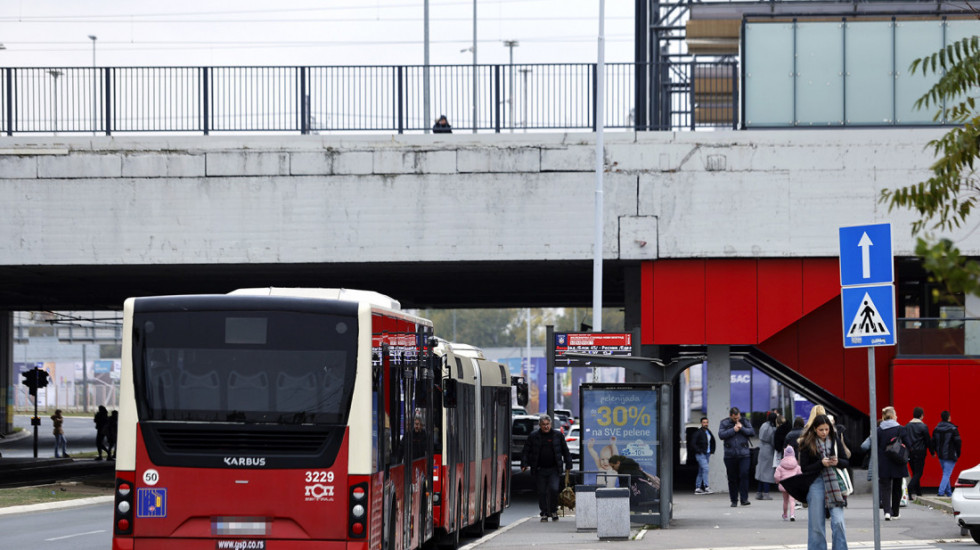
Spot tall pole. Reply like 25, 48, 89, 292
520, 67, 530, 131
869, 348, 882, 550
423, 1, 430, 133
504, 40, 518, 131
471, 0, 477, 133
592, 0, 606, 382
48, 70, 63, 136
89, 35, 97, 135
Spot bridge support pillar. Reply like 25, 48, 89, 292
0, 311, 11, 434
705, 345, 730, 493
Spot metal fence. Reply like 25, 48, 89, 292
0, 62, 739, 135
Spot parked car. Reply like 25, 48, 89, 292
511, 415, 540, 467
565, 424, 580, 461
555, 408, 575, 425
512, 407, 528, 416
953, 462, 980, 543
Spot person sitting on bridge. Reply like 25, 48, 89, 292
432, 115, 452, 134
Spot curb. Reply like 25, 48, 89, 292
0, 495, 114, 516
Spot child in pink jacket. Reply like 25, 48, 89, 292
773, 445, 802, 521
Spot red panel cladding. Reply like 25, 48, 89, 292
893, 359, 951, 487
949, 360, 980, 485
796, 300, 846, 398
641, 262, 655, 345
757, 323, 800, 373
651, 260, 705, 344
842, 349, 871, 416
757, 259, 803, 342
705, 260, 757, 344
802, 258, 842, 315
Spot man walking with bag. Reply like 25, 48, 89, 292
521, 414, 573, 521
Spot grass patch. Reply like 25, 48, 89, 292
0, 482, 114, 508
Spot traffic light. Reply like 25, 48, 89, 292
21, 369, 37, 396
36, 369, 49, 390
515, 378, 529, 407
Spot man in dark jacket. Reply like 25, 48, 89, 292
521, 414, 572, 521
692, 416, 716, 494
784, 416, 805, 456
933, 410, 962, 497
906, 407, 934, 497
719, 407, 756, 507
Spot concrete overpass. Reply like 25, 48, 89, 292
4, 128, 972, 489
0, 129, 953, 312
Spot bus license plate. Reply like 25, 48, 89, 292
215, 541, 265, 550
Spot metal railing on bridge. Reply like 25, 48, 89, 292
0, 62, 738, 135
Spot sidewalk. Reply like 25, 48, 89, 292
474, 490, 965, 550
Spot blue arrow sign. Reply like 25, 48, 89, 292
839, 223, 893, 286
841, 284, 896, 348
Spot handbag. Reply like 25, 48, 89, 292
835, 468, 853, 496
885, 436, 909, 465
559, 470, 575, 510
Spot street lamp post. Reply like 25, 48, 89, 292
88, 35, 97, 135
503, 40, 519, 132
48, 70, 63, 135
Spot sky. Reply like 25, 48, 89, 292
0, 0, 636, 67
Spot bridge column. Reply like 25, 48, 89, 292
705, 345, 730, 493
0, 311, 11, 434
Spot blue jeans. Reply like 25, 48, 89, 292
54, 433, 68, 457
939, 459, 956, 497
534, 467, 560, 516
807, 477, 847, 550
724, 455, 751, 503
695, 453, 710, 489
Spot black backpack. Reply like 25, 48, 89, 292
885, 436, 909, 465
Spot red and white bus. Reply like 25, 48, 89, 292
111, 288, 511, 550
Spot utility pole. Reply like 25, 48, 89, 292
48, 70, 63, 136
519, 67, 531, 131
503, 40, 518, 131
424, 0, 430, 133
471, 0, 477, 133
89, 35, 97, 135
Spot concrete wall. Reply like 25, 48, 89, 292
0, 129, 962, 270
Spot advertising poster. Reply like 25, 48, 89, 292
580, 385, 659, 512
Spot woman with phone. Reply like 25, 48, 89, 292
798, 414, 848, 550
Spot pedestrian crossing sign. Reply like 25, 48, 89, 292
841, 284, 896, 348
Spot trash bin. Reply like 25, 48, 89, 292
574, 484, 597, 531
596, 487, 630, 540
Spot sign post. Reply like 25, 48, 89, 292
839, 222, 896, 550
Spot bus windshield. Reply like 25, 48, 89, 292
133, 309, 357, 425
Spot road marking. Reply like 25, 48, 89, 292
459, 515, 533, 550
45, 529, 106, 541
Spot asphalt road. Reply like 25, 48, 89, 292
5, 414, 102, 458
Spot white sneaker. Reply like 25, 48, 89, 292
695, 488, 705, 494
703, 487, 713, 494
884, 513, 891, 521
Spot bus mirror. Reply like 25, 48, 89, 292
443, 378, 458, 408
515, 379, 529, 407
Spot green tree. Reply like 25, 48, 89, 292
882, 36, 980, 299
